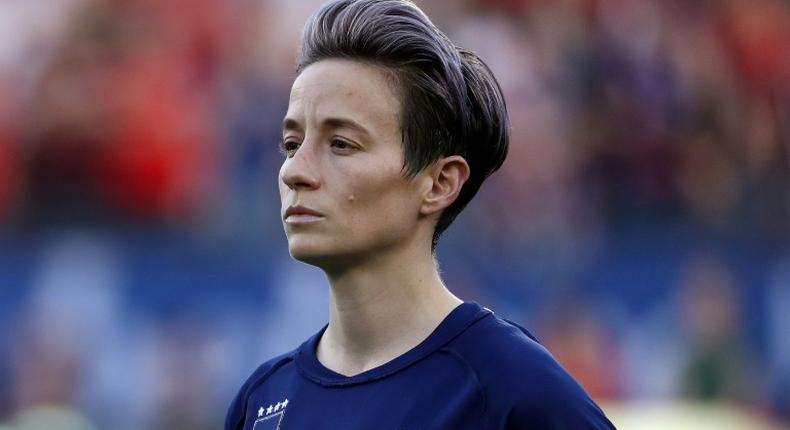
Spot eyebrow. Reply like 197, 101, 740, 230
282, 117, 372, 138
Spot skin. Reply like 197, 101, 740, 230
279, 59, 470, 376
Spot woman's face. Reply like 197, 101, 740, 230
279, 59, 427, 270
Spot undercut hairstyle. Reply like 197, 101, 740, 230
297, 0, 510, 249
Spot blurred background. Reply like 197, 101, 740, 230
0, 0, 788, 428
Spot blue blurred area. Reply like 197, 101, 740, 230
0, 0, 788, 428
1, 225, 786, 428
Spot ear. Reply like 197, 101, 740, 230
420, 155, 470, 217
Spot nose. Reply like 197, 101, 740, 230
280, 142, 320, 190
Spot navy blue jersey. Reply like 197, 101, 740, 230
226, 302, 616, 429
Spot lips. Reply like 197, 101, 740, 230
283, 205, 325, 221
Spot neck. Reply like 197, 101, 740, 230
316, 242, 462, 376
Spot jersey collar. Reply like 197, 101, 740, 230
294, 302, 492, 387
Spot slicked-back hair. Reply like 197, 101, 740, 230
297, 0, 509, 250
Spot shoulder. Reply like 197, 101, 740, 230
224, 351, 295, 430
454, 312, 567, 385
445, 311, 616, 429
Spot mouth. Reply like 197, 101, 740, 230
283, 205, 325, 224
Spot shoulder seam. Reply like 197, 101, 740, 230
437, 347, 491, 430
501, 317, 539, 343
247, 354, 294, 394
233, 354, 294, 430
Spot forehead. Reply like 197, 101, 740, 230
286, 59, 401, 131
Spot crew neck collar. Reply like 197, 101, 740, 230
294, 302, 492, 387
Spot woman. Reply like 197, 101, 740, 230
226, 1, 616, 428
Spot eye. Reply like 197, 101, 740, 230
279, 139, 300, 158
331, 138, 355, 153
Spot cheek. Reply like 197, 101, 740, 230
331, 152, 417, 226
344, 174, 416, 223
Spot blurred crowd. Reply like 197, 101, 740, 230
0, 0, 788, 428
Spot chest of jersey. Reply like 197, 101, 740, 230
242, 354, 486, 430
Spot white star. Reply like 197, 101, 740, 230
266, 405, 274, 414
274, 402, 282, 412
258, 407, 264, 417
281, 399, 289, 409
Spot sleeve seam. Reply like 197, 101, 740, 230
438, 346, 492, 430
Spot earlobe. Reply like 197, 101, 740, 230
420, 155, 470, 216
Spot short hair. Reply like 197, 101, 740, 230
297, 0, 509, 249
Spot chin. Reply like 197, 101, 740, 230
287, 238, 360, 271
287, 238, 331, 265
